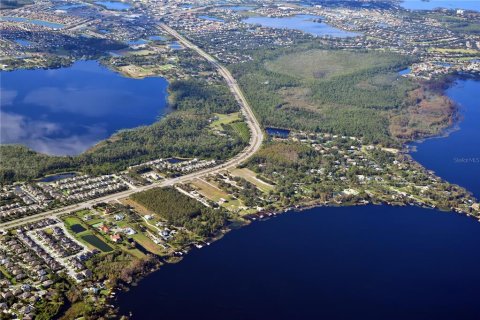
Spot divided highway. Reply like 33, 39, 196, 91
0, 25, 264, 229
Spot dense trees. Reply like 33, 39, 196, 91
169, 79, 238, 114
131, 187, 227, 237
229, 46, 417, 146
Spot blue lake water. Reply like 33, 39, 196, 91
40, 172, 76, 182
126, 39, 148, 46
243, 15, 361, 38
168, 41, 183, 50
55, 3, 86, 10
14, 39, 31, 46
117, 76, 480, 318
94, 1, 131, 10
398, 67, 411, 75
0, 60, 168, 155
118, 205, 480, 320
266, 127, 290, 138
0, 16, 65, 29
401, 0, 480, 11
410, 79, 480, 198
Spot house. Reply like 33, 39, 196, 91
110, 234, 122, 243
99, 225, 110, 233
114, 214, 124, 221
122, 227, 136, 236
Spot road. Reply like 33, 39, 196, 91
0, 25, 264, 230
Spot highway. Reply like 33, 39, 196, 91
0, 25, 264, 230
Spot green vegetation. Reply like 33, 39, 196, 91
131, 187, 227, 237
265, 49, 404, 80
228, 121, 250, 143
0, 80, 249, 184
230, 47, 417, 145
429, 13, 480, 35
209, 112, 241, 130
169, 79, 238, 114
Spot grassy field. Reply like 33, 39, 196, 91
230, 122, 250, 143
209, 112, 241, 130
229, 168, 274, 193
265, 49, 405, 80
131, 232, 164, 255
191, 178, 245, 212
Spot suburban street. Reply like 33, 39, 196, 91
0, 25, 264, 230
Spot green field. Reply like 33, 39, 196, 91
229, 122, 250, 143
192, 178, 245, 212
265, 49, 403, 80
209, 112, 241, 130
230, 168, 274, 193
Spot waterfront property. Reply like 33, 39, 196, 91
116, 205, 480, 320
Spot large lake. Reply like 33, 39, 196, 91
243, 15, 361, 38
401, 0, 480, 11
117, 79, 480, 319
0, 61, 168, 155
410, 79, 480, 198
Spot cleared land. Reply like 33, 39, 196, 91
265, 49, 404, 80
209, 112, 241, 130
229, 168, 274, 193
191, 178, 245, 212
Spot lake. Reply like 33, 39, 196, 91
168, 41, 183, 50
117, 77, 480, 318
82, 234, 113, 252
0, 60, 169, 155
14, 39, 31, 46
94, 1, 131, 10
410, 79, 480, 198
0, 16, 65, 29
117, 205, 480, 320
55, 3, 86, 10
401, 0, 480, 11
265, 127, 290, 138
39, 172, 77, 182
243, 14, 361, 38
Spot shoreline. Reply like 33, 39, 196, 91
109, 74, 480, 318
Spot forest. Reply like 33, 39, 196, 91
131, 187, 227, 237
229, 46, 418, 146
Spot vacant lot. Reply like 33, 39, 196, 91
209, 112, 241, 130
192, 178, 245, 212
265, 49, 405, 80
230, 168, 274, 193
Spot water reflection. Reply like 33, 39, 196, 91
1, 61, 168, 155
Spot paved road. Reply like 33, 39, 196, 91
0, 26, 264, 230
